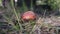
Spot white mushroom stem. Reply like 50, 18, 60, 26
14, 0, 18, 2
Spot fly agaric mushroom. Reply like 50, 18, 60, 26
22, 11, 36, 21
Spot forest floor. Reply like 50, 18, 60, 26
0, 1, 60, 34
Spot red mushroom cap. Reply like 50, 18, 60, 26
22, 11, 36, 20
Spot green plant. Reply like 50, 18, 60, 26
47, 0, 60, 10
